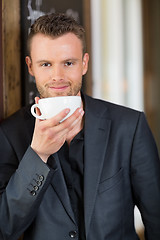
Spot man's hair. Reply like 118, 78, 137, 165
27, 13, 86, 55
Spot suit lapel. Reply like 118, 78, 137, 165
83, 95, 111, 236
50, 152, 76, 224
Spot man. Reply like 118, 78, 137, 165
0, 13, 160, 240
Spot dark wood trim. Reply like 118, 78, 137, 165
83, 0, 92, 96
142, 0, 160, 153
1, 0, 21, 119
0, 0, 3, 121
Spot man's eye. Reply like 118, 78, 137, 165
41, 63, 51, 67
65, 61, 73, 66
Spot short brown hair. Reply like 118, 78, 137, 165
27, 13, 86, 55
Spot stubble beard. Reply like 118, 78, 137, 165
36, 81, 82, 98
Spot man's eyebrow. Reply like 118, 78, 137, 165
35, 60, 51, 63
35, 58, 80, 64
63, 58, 79, 62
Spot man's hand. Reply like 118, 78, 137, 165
31, 98, 84, 163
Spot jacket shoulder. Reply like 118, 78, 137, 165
84, 94, 142, 120
0, 105, 33, 129
0, 105, 34, 147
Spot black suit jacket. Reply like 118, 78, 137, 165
0, 94, 160, 240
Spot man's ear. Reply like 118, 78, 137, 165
82, 53, 89, 76
25, 56, 34, 76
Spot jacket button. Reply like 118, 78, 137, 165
69, 230, 77, 238
33, 185, 39, 191
38, 175, 44, 181
36, 180, 42, 186
30, 190, 36, 196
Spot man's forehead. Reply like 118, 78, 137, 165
31, 32, 81, 43
30, 32, 83, 56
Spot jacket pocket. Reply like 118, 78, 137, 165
98, 168, 123, 193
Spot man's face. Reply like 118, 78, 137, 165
26, 33, 89, 98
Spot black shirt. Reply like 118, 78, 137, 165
58, 129, 85, 239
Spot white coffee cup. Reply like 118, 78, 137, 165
31, 96, 81, 121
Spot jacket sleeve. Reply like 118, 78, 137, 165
0, 127, 55, 240
131, 112, 160, 240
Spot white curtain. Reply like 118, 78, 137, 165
91, 0, 144, 111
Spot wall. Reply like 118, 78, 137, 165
0, 0, 21, 120
0, 0, 3, 121
143, 0, 160, 153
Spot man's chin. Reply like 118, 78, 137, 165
39, 89, 81, 98
40, 93, 72, 98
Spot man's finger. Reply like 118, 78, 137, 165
58, 107, 84, 130
34, 97, 41, 116
45, 108, 71, 126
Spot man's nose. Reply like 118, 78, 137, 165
51, 65, 64, 81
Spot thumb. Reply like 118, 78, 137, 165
35, 96, 40, 104
34, 97, 41, 116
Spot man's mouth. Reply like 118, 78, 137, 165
49, 85, 69, 91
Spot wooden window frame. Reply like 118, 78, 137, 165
0, 0, 21, 121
